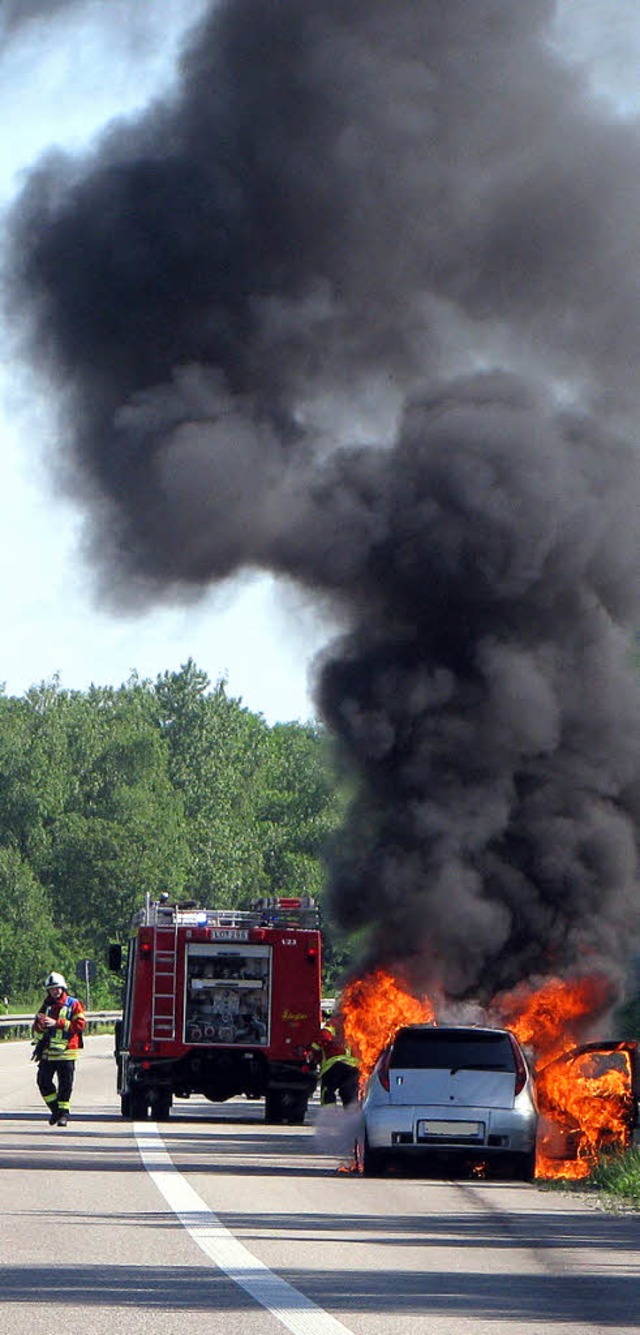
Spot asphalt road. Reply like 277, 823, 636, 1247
0, 1035, 638, 1335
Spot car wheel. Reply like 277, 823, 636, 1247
513, 1149, 536, 1182
362, 1135, 386, 1177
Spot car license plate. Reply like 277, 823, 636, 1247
417, 1119, 482, 1140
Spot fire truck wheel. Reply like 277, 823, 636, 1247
264, 1090, 285, 1124
362, 1135, 386, 1177
150, 1090, 172, 1121
285, 1094, 309, 1125
131, 1090, 149, 1120
121, 1089, 149, 1120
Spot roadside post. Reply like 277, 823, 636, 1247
76, 958, 96, 1011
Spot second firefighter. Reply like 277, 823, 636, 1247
312, 1010, 360, 1108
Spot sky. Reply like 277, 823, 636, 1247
0, 0, 638, 725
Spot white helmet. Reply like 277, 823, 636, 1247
45, 971, 67, 990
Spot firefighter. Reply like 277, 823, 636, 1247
32, 971, 86, 1127
312, 1009, 360, 1109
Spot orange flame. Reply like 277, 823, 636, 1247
493, 974, 632, 1180
493, 974, 614, 1065
534, 1043, 634, 1179
341, 968, 435, 1086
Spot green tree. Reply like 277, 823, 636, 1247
0, 682, 74, 871
0, 663, 355, 1004
154, 661, 271, 903
46, 697, 189, 950
0, 677, 188, 1000
256, 722, 343, 898
0, 846, 61, 1004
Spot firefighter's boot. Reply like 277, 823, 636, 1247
56, 1099, 70, 1127
44, 1094, 59, 1125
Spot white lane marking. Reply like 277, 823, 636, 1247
135, 1122, 354, 1335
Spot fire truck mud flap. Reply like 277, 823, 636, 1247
264, 1066, 317, 1124
264, 1087, 309, 1125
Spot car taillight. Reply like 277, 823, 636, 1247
377, 1048, 392, 1092
509, 1035, 527, 1095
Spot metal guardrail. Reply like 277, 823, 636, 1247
1, 1003, 334, 1036
0, 1010, 120, 1035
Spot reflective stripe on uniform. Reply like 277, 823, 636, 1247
40, 1050, 80, 1061
315, 1050, 359, 1078
46, 1000, 82, 1058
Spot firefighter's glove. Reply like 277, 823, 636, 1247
31, 1036, 49, 1061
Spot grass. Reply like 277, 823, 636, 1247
586, 1147, 640, 1209
537, 1147, 640, 1211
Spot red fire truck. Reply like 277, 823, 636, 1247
109, 894, 322, 1123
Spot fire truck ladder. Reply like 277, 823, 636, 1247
151, 924, 178, 1041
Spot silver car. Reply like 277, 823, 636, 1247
358, 1024, 538, 1180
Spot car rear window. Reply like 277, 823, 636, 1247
389, 1028, 517, 1072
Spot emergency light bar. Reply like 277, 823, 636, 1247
132, 895, 320, 930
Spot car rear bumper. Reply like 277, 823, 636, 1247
364, 1103, 537, 1154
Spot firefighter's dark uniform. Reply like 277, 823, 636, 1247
33, 989, 86, 1126
312, 1021, 360, 1108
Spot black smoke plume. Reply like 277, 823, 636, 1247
0, 0, 205, 46
6, 0, 640, 1001
1, 0, 97, 36
1, 0, 70, 30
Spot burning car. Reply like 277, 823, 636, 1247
357, 1023, 538, 1180
342, 970, 638, 1181
534, 1039, 640, 1178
